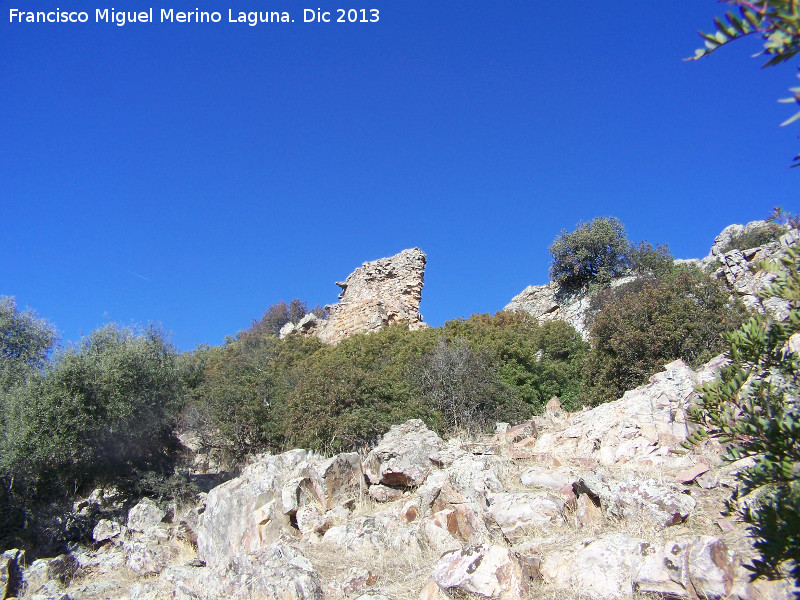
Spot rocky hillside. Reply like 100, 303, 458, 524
2, 353, 796, 600
505, 221, 798, 338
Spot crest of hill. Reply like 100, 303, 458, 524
505, 220, 799, 338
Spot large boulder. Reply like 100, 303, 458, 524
577, 472, 696, 528
363, 420, 444, 487
321, 515, 422, 553
431, 544, 529, 599
127, 498, 166, 533
486, 493, 564, 540
156, 543, 323, 600
530, 532, 790, 600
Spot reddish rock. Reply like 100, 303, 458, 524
675, 463, 710, 485
502, 421, 537, 445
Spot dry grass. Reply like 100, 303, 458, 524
300, 537, 441, 600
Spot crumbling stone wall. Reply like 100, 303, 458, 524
281, 248, 428, 344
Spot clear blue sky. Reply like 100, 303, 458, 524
1, 1, 797, 351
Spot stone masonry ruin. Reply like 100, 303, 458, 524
280, 247, 428, 344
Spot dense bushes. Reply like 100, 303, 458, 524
442, 312, 588, 412
410, 338, 521, 433
189, 329, 324, 462
0, 318, 185, 550
281, 326, 437, 452
185, 310, 590, 457
583, 265, 747, 404
1, 324, 183, 495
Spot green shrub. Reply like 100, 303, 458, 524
584, 265, 748, 404
689, 246, 800, 586
443, 311, 588, 412
0, 297, 57, 392
549, 217, 631, 289
281, 325, 438, 452
628, 241, 674, 278
1, 323, 183, 495
719, 223, 787, 254
548, 219, 675, 290
410, 337, 526, 433
189, 332, 323, 463
244, 299, 327, 338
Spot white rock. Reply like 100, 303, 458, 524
363, 420, 443, 487
431, 544, 528, 599
92, 519, 122, 543
127, 498, 166, 533
486, 492, 564, 539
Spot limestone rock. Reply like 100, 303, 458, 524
634, 539, 692, 597
163, 543, 323, 600
431, 544, 529, 599
92, 519, 122, 543
705, 222, 798, 320
504, 276, 635, 340
1, 549, 23, 599
326, 566, 378, 598
316, 452, 363, 509
283, 248, 428, 344
368, 484, 404, 503
533, 359, 701, 467
421, 510, 466, 554
578, 472, 696, 528
520, 465, 575, 491
571, 533, 646, 599
486, 492, 564, 540
575, 493, 601, 528
688, 536, 738, 599
497, 421, 536, 445
364, 420, 443, 487
124, 531, 176, 576
127, 498, 166, 533
321, 515, 422, 553
23, 555, 79, 597
197, 449, 308, 571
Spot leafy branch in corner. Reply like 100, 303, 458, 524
689, 1, 800, 165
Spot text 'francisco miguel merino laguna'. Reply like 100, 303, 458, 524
8, 8, 381, 26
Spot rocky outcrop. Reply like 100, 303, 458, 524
529, 358, 715, 467
363, 419, 444, 487
702, 223, 799, 320
431, 544, 529, 599
281, 248, 428, 344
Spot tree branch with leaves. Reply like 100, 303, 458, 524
690, 1, 800, 165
